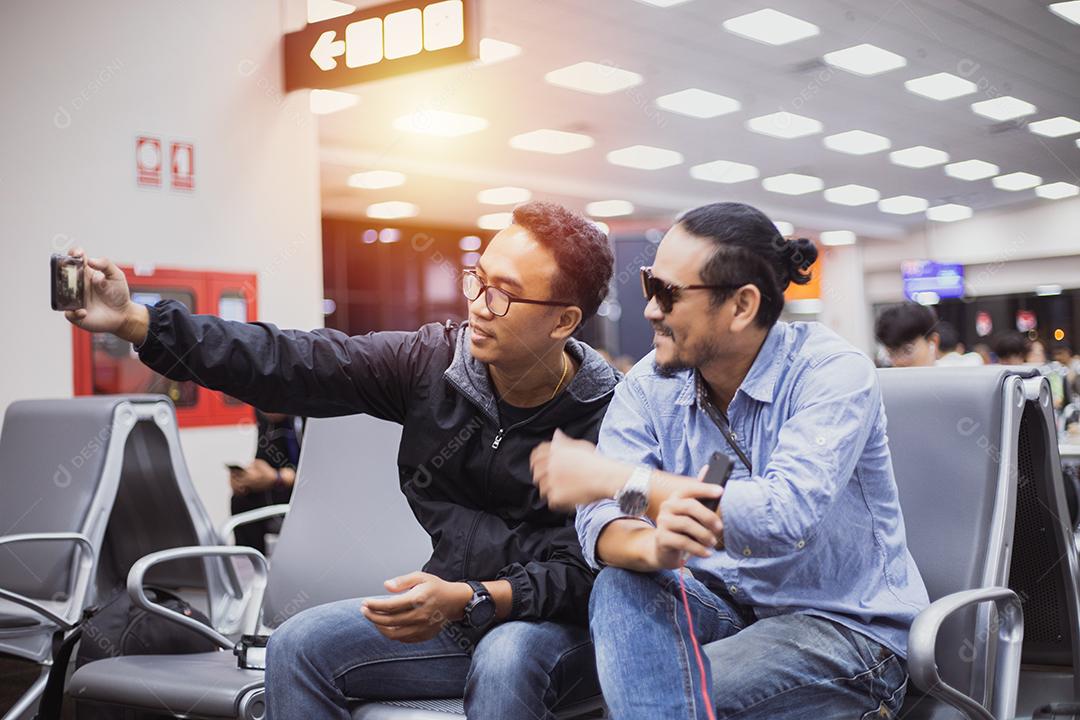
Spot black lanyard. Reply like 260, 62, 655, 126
696, 372, 753, 474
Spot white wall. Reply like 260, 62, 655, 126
0, 0, 322, 527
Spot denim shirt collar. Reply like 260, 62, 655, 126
675, 321, 788, 408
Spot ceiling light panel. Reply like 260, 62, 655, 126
544, 61, 643, 94
721, 8, 820, 45
823, 43, 907, 76
655, 88, 741, 118
878, 195, 928, 215
746, 111, 823, 139
823, 184, 880, 206
606, 145, 684, 170
690, 160, 759, 184
889, 145, 949, 168
971, 96, 1037, 121
509, 129, 594, 155
823, 130, 890, 155
945, 159, 999, 181
904, 72, 977, 101
762, 173, 824, 195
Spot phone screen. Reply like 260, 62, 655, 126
50, 254, 85, 311
699, 451, 734, 513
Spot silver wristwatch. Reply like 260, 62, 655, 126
615, 465, 652, 516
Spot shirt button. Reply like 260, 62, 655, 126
796, 539, 806, 549
742, 547, 752, 557
815, 436, 826, 446
730, 432, 738, 441
729, 585, 738, 594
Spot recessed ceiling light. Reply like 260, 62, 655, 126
1035, 181, 1080, 199
655, 88, 741, 118
347, 170, 406, 189
586, 200, 634, 217
746, 111, 823, 139
1049, 0, 1080, 24
774, 221, 794, 235
367, 201, 418, 219
607, 145, 684, 170
423, 1, 466, 52
971, 96, 1037, 121
478, 38, 522, 64
904, 72, 977, 101
544, 61, 643, 94
823, 43, 907, 76
926, 203, 973, 222
820, 230, 856, 246
889, 145, 950, 168
762, 173, 824, 195
310, 89, 360, 115
824, 184, 880, 206
459, 235, 482, 251
509, 129, 594, 154
378, 228, 401, 244
461, 251, 481, 266
477, 186, 532, 205
689, 160, 759, 184
393, 110, 488, 136
992, 172, 1042, 191
878, 195, 928, 215
478, 212, 513, 230
823, 130, 891, 155
721, 8, 820, 45
1028, 116, 1080, 137
944, 159, 999, 181
633, 0, 693, 6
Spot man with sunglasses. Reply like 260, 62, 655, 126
61, 201, 618, 718
531, 202, 928, 718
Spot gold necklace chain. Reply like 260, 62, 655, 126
549, 351, 569, 401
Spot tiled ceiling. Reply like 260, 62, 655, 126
315, 0, 1080, 238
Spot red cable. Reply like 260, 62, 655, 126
678, 568, 718, 720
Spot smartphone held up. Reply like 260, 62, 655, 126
50, 253, 85, 311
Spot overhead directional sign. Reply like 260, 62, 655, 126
284, 0, 478, 91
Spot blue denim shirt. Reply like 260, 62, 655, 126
577, 321, 929, 658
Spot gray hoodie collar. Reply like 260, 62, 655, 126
444, 322, 620, 419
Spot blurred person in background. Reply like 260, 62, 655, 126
874, 302, 938, 367
993, 332, 1032, 365
1027, 338, 1048, 365
934, 321, 983, 367
973, 342, 994, 365
229, 410, 304, 554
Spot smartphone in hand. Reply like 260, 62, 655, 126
225, 463, 245, 473
699, 451, 734, 513
50, 254, 85, 311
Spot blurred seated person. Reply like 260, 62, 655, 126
874, 302, 938, 367
1027, 338, 1048, 365
992, 332, 1031, 365
230, 410, 304, 554
972, 342, 994, 366
934, 321, 983, 366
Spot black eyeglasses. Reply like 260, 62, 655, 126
640, 266, 743, 313
462, 269, 570, 317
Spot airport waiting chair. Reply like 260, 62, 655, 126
68, 412, 605, 719
0, 395, 259, 720
880, 367, 1027, 720
1008, 376, 1080, 718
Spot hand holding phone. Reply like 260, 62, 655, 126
50, 254, 85, 311
698, 451, 734, 513
225, 463, 245, 473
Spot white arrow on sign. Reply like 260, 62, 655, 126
310, 30, 345, 71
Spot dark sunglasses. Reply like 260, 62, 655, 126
640, 266, 744, 313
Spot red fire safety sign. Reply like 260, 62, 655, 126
171, 141, 194, 191
136, 135, 162, 188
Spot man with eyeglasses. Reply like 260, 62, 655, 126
60, 201, 618, 718
531, 202, 928, 719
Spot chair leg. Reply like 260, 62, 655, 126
2, 665, 49, 720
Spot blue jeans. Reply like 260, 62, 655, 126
589, 567, 909, 719
265, 598, 599, 719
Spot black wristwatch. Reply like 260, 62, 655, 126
462, 580, 496, 629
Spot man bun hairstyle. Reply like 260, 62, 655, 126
678, 202, 819, 327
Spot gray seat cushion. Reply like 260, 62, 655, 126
897, 690, 965, 719
351, 699, 465, 719
68, 651, 262, 718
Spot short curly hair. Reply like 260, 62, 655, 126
512, 201, 614, 324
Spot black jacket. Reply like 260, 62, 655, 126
136, 301, 621, 625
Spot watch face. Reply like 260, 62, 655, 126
618, 490, 647, 516
467, 595, 496, 628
